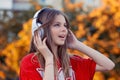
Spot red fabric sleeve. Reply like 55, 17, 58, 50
19, 53, 42, 80
70, 55, 96, 80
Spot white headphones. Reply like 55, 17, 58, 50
32, 9, 44, 39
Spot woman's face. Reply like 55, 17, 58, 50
50, 14, 68, 46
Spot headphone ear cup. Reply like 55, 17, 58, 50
37, 23, 44, 39
39, 28, 44, 39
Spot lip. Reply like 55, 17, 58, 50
58, 36, 66, 41
57, 33, 67, 41
60, 37, 65, 40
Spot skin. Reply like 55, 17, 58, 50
34, 14, 115, 80
50, 14, 68, 56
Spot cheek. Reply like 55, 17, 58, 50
50, 30, 57, 40
50, 28, 58, 36
66, 30, 68, 36
66, 30, 68, 34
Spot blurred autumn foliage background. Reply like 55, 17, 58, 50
0, 0, 120, 80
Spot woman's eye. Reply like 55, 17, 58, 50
64, 24, 68, 28
53, 23, 68, 28
54, 24, 60, 27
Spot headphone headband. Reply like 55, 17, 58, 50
32, 10, 42, 36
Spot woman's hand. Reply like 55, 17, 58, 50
33, 32, 53, 60
34, 32, 54, 80
67, 30, 79, 49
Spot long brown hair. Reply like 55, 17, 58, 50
29, 8, 71, 77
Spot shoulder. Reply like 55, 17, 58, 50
20, 53, 34, 65
22, 53, 34, 61
70, 54, 95, 62
70, 55, 86, 63
69, 55, 96, 80
20, 53, 42, 80
70, 55, 96, 69
20, 53, 40, 70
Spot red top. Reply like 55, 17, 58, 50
20, 53, 96, 80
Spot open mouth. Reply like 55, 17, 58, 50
58, 35, 65, 38
58, 35, 66, 40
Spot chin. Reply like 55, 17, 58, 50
57, 42, 65, 46
57, 43, 64, 46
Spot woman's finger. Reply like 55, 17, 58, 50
33, 32, 42, 49
68, 29, 74, 36
34, 33, 39, 46
43, 37, 47, 45
33, 36, 38, 49
36, 31, 42, 44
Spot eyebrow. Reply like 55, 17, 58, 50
54, 21, 66, 24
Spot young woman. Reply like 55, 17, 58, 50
20, 8, 115, 80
